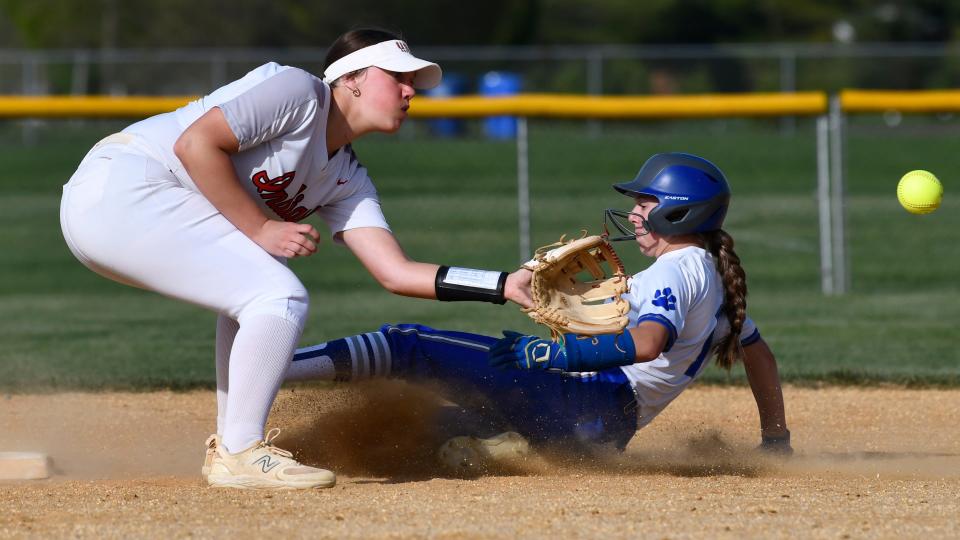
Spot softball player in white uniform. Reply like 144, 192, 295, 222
287, 153, 792, 471
60, 28, 532, 490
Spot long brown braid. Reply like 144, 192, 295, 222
701, 229, 747, 370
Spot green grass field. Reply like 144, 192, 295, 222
1, 118, 957, 391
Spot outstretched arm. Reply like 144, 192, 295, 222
489, 322, 667, 372
742, 338, 792, 453
340, 226, 533, 307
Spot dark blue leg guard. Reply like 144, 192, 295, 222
379, 324, 638, 451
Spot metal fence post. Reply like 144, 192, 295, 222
586, 51, 603, 138
211, 54, 227, 89
816, 114, 833, 295
517, 116, 531, 263
21, 53, 39, 146
828, 95, 848, 294
779, 50, 796, 136
71, 51, 90, 95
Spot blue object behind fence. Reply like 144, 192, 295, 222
424, 73, 467, 137
479, 71, 522, 139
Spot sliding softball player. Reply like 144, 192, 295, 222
287, 153, 792, 471
60, 28, 532, 490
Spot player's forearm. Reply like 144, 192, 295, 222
379, 261, 523, 302
377, 260, 441, 298
176, 139, 269, 238
534, 324, 664, 373
742, 339, 789, 436
344, 227, 519, 304
628, 323, 669, 362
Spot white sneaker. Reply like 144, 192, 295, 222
201, 434, 219, 480
438, 431, 531, 474
207, 429, 336, 490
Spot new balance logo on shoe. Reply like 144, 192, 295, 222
253, 455, 281, 473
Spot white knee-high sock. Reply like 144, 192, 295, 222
286, 332, 392, 382
214, 314, 240, 436
221, 314, 302, 454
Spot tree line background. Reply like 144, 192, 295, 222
0, 0, 953, 49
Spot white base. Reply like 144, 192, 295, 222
0, 452, 51, 480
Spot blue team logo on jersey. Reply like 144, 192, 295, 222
652, 288, 677, 311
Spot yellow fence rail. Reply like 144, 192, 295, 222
0, 96, 196, 118
840, 90, 960, 113
0, 93, 828, 119
409, 93, 828, 119
4, 90, 960, 118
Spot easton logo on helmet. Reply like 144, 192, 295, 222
663, 195, 690, 200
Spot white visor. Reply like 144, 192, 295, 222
322, 39, 442, 90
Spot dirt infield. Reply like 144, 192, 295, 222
2, 384, 958, 538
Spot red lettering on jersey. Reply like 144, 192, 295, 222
251, 170, 295, 193
249, 170, 317, 222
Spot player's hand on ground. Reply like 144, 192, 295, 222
488, 330, 567, 371
253, 220, 320, 258
757, 429, 793, 457
503, 268, 534, 308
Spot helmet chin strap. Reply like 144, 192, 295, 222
603, 209, 653, 241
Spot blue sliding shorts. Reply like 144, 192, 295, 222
379, 324, 638, 451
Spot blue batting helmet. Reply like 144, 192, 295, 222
606, 152, 730, 238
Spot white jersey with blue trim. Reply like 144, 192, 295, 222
121, 62, 390, 238
619, 246, 760, 429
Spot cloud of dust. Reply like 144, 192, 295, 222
271, 383, 960, 482
6, 389, 957, 483
779, 451, 960, 480
270, 382, 771, 480
271, 380, 451, 479
543, 430, 960, 481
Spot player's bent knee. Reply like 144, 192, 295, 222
237, 284, 310, 328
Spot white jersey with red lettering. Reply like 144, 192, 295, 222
123, 62, 389, 236
60, 62, 388, 324
619, 246, 760, 429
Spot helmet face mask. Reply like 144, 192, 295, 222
603, 208, 652, 242
606, 153, 731, 238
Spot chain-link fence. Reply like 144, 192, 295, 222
3, 43, 960, 97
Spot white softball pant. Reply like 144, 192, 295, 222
59, 135, 309, 326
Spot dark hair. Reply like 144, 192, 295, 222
701, 229, 747, 370
323, 28, 402, 84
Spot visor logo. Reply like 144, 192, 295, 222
396, 41, 410, 53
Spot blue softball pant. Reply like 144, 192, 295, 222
376, 323, 638, 451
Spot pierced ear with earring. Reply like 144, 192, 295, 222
348, 86, 361, 97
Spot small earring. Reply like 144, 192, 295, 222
351, 87, 361, 97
